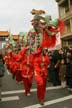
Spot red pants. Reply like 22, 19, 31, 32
23, 77, 33, 94
15, 70, 23, 82
36, 75, 47, 100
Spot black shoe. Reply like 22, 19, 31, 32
12, 75, 15, 79
0, 98, 1, 101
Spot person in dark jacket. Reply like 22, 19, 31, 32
66, 54, 72, 91
52, 50, 61, 86
0, 49, 5, 101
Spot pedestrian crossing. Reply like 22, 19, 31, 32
1, 86, 62, 95
1, 69, 72, 108
24, 95, 72, 108
1, 96, 19, 102
1, 86, 72, 108
1, 86, 62, 103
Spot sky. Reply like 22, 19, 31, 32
0, 0, 59, 34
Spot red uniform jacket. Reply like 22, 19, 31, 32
21, 53, 34, 78
34, 54, 50, 76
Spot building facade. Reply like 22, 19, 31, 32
56, 0, 72, 47
0, 31, 9, 48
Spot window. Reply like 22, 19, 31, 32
64, 20, 70, 33
68, 40, 72, 46
0, 37, 6, 41
59, 0, 69, 18
59, 5, 65, 18
64, 0, 69, 14
70, 0, 72, 12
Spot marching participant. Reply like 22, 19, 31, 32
21, 46, 34, 96
33, 47, 50, 105
8, 46, 29, 82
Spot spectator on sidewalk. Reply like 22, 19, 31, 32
66, 51, 72, 91
59, 59, 66, 88
0, 49, 5, 101
52, 50, 61, 86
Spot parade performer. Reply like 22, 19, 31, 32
33, 47, 50, 105
8, 46, 29, 82
4, 49, 14, 72
10, 52, 23, 82
20, 46, 34, 96
11, 45, 34, 95
4, 47, 22, 82
31, 9, 65, 105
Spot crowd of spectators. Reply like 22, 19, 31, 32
48, 47, 72, 91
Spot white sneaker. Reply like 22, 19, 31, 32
27, 93, 31, 96
69, 88, 72, 92
67, 87, 71, 90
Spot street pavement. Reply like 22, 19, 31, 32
0, 69, 72, 108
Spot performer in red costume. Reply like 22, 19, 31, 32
20, 46, 34, 96
4, 49, 15, 73
30, 9, 65, 105
10, 52, 22, 82
33, 47, 50, 105
5, 45, 34, 96
8, 47, 29, 82
4, 48, 22, 82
